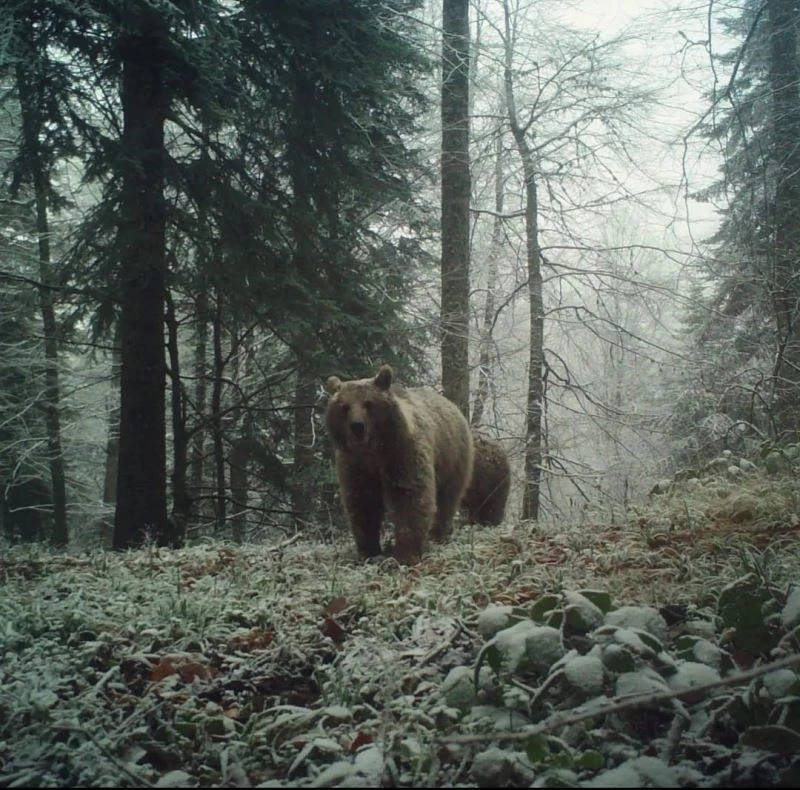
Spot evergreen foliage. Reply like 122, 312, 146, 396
687, 0, 800, 448
0, 0, 433, 543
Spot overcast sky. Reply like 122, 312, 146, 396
568, 0, 727, 253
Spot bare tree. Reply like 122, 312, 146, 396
501, 0, 544, 519
471, 113, 506, 429
457, 0, 665, 521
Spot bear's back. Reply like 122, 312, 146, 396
401, 386, 472, 475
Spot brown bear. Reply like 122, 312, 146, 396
462, 431, 510, 526
325, 364, 474, 565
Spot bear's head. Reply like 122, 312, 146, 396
325, 364, 397, 453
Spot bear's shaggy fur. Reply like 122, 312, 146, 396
462, 431, 510, 526
325, 364, 474, 565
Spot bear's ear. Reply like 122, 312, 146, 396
375, 364, 393, 390
326, 376, 342, 395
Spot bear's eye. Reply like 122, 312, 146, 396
341, 403, 351, 415
363, 400, 374, 411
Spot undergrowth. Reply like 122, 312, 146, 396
1, 470, 800, 787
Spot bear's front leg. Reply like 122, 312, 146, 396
340, 468, 384, 558
388, 482, 436, 565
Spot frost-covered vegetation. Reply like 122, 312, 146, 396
2, 470, 800, 787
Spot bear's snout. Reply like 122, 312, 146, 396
349, 421, 366, 441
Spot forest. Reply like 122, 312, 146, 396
2, 0, 800, 787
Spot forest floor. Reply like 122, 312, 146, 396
2, 469, 800, 787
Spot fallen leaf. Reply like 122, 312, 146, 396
152, 658, 177, 683
325, 596, 349, 616
321, 615, 347, 643
349, 731, 373, 753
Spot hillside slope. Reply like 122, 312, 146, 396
2, 471, 800, 787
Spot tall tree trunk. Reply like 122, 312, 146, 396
226, 326, 249, 542
113, 11, 170, 549
211, 290, 226, 531
441, 0, 471, 418
15, 58, 68, 547
292, 366, 317, 530
103, 322, 122, 506
285, 68, 321, 532
229, 436, 249, 543
518, 149, 544, 522
100, 324, 121, 546
189, 290, 208, 518
767, 0, 800, 438
189, 124, 213, 527
504, 0, 544, 521
471, 121, 504, 428
165, 289, 188, 546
